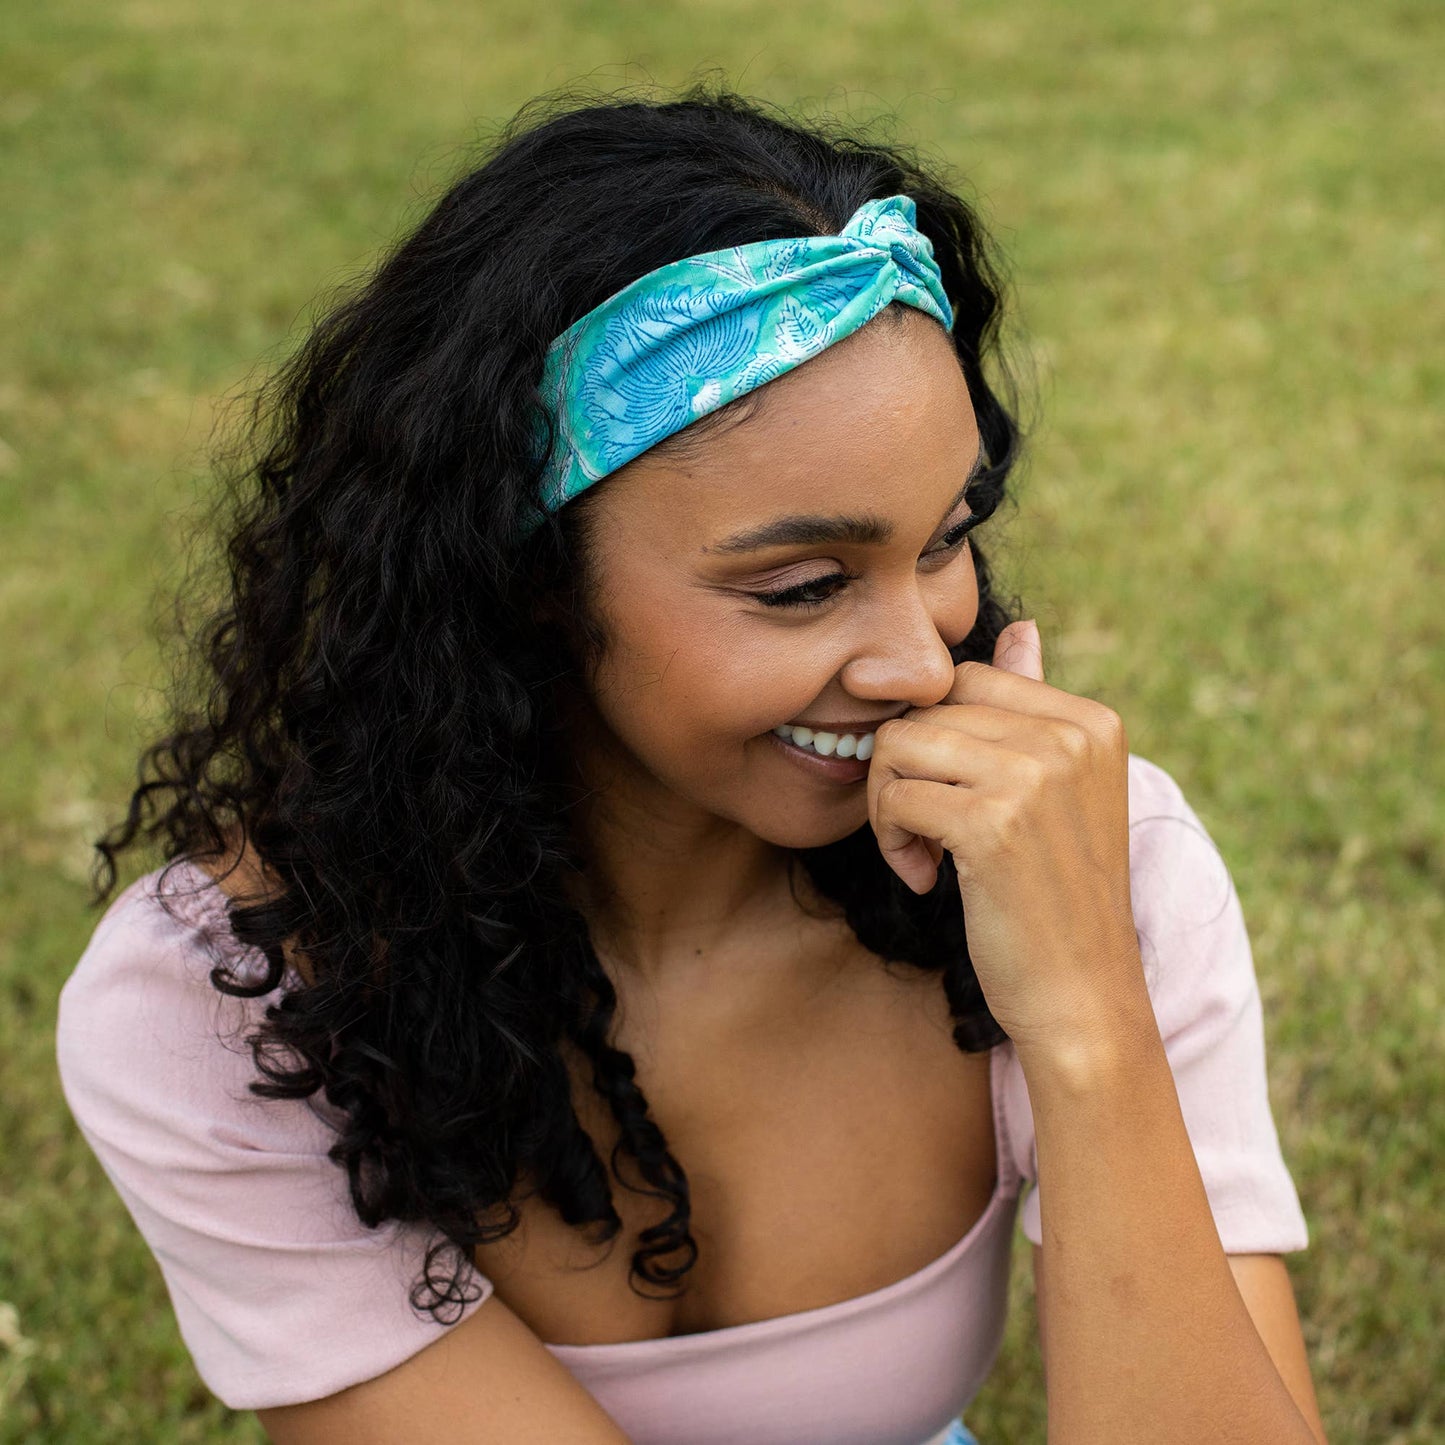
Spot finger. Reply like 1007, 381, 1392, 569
993, 618, 1044, 681
943, 655, 1103, 730
870, 775, 983, 894
869, 732, 1018, 892
885, 702, 1040, 756
868, 727, 1015, 842
879, 708, 1094, 825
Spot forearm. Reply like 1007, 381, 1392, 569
1019, 990, 1320, 1445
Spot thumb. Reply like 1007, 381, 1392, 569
993, 618, 1044, 681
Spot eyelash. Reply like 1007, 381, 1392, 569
752, 512, 984, 610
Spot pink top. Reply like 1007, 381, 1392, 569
56, 754, 1308, 1444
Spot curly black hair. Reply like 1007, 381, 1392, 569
91, 81, 1030, 1324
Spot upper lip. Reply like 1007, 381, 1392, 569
781, 710, 907, 734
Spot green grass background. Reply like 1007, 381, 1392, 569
2, 0, 1440, 1440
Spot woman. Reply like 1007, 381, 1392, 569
56, 86, 1328, 1444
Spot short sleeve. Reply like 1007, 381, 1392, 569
55, 863, 494, 1411
996, 753, 1309, 1255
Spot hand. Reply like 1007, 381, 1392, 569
865, 619, 1148, 1050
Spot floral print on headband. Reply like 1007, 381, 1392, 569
525, 193, 955, 533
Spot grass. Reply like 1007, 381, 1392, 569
2, 0, 1440, 1440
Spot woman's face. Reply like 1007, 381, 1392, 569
566, 307, 984, 851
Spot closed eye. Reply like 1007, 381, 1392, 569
752, 509, 983, 610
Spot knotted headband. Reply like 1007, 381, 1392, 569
524, 193, 954, 533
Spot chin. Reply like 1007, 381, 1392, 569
752, 807, 869, 853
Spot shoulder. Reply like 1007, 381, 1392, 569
55, 859, 329, 1189
996, 754, 1309, 1254
56, 861, 494, 1410
59, 861, 259, 1076
1122, 753, 1253, 1028
992, 751, 1236, 1099
1125, 749, 1186, 817
1125, 749, 1225, 886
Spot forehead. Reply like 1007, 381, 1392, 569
590, 311, 980, 545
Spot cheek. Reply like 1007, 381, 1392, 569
590, 551, 982, 758
590, 601, 778, 751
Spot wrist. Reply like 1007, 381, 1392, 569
1009, 979, 1162, 1099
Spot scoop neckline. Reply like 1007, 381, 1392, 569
154, 859, 1021, 1357
545, 1043, 1016, 1358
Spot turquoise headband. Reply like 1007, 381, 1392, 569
524, 193, 954, 534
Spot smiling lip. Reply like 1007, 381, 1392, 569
766, 729, 871, 783
785, 711, 907, 733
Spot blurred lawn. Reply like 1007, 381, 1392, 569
2, 1, 1440, 1441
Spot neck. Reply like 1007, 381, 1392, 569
554, 692, 844, 1005
570, 773, 794, 980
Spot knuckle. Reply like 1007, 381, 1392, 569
982, 795, 1024, 849
1014, 752, 1048, 791
1054, 718, 1093, 765
1089, 702, 1128, 749
877, 776, 908, 809
874, 717, 909, 746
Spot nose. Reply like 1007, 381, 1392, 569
837, 583, 965, 711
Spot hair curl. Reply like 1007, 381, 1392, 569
92, 81, 1031, 1323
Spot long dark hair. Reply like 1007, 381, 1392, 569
92, 82, 1029, 1323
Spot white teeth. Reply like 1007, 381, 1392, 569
775, 723, 875, 762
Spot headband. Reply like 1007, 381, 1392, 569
523, 193, 954, 533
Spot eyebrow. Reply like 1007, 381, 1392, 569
704, 450, 987, 556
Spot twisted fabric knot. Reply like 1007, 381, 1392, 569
525, 193, 955, 533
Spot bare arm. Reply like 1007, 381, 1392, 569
1024, 1013, 1328, 1445
1035, 1247, 1326, 1441
257, 1295, 632, 1445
